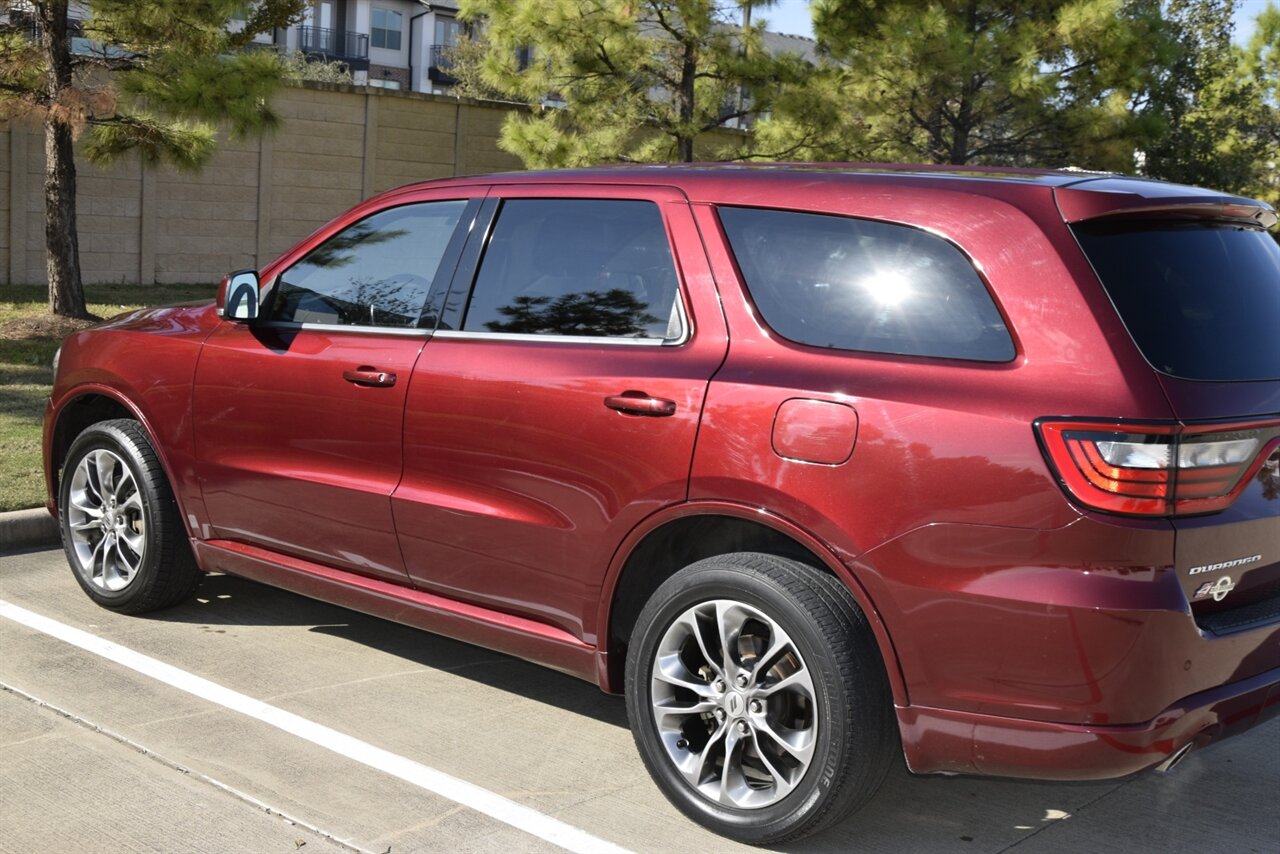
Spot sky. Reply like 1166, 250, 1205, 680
759, 0, 1274, 43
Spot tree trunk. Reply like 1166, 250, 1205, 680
40, 0, 88, 319
678, 41, 696, 162
45, 119, 86, 318
677, 133, 694, 163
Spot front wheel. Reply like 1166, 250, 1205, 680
59, 419, 201, 614
625, 553, 895, 845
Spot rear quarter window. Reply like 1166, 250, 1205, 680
1072, 221, 1280, 382
717, 207, 1015, 362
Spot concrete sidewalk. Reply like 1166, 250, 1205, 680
3, 547, 1278, 853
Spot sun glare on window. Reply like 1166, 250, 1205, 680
858, 270, 911, 306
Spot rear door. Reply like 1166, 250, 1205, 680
193, 191, 479, 582
391, 184, 728, 640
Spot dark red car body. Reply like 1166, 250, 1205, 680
44, 165, 1280, 782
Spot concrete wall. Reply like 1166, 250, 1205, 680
0, 81, 526, 285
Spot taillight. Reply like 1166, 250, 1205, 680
1035, 419, 1280, 517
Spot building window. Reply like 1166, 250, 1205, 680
434, 17, 464, 48
371, 8, 403, 50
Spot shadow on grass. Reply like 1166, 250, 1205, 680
0, 385, 49, 427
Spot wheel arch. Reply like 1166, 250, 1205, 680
48, 386, 179, 524
596, 502, 907, 705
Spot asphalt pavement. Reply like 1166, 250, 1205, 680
1, 545, 1277, 853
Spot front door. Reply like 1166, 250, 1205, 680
193, 195, 475, 581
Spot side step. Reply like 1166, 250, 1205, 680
194, 539, 599, 685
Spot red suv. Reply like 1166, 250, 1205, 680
44, 165, 1280, 844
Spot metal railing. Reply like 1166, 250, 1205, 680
429, 44, 457, 84
298, 25, 369, 63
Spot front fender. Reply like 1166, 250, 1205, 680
45, 306, 217, 538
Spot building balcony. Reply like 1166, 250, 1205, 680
298, 25, 370, 71
429, 44, 457, 85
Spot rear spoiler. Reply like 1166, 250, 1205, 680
1056, 178, 1277, 229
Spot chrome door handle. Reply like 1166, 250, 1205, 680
604, 392, 677, 417
343, 367, 397, 387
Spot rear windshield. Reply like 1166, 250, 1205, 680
1073, 222, 1280, 381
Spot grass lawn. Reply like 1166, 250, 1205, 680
0, 283, 211, 513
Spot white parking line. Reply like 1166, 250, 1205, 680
0, 599, 633, 854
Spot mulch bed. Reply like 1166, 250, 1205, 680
0, 314, 99, 342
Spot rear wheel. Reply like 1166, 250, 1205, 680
59, 419, 201, 613
625, 552, 895, 845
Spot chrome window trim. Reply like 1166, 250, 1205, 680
257, 321, 431, 337
442, 291, 690, 347
433, 330, 678, 347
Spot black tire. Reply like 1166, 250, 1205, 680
625, 552, 895, 845
58, 419, 201, 614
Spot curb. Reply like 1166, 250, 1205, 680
0, 508, 60, 554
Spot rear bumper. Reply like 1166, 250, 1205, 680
900, 662, 1280, 779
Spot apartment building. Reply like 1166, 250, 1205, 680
271, 1, 817, 99
3, 1, 814, 100
281, 0, 465, 94
0, 0, 465, 95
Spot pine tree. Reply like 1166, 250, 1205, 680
1140, 0, 1271, 195
756, 0, 1174, 170
0, 0, 304, 318
454, 0, 808, 166
1240, 2, 1280, 203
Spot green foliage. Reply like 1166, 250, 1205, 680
0, 0, 305, 169
447, 34, 514, 102
80, 116, 218, 169
1240, 2, 1280, 203
455, 0, 808, 166
0, 0, 305, 317
279, 48, 355, 85
758, 0, 1174, 169
1139, 1, 1271, 195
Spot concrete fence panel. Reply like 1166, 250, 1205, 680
0, 82, 527, 287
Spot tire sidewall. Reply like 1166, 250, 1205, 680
625, 563, 853, 844
59, 423, 165, 610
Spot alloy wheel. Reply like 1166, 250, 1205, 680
66, 448, 147, 592
650, 598, 817, 809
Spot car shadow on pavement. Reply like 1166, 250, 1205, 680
146, 571, 630, 729
142, 570, 1280, 854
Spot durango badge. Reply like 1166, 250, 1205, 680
1193, 576, 1237, 603
1188, 555, 1262, 575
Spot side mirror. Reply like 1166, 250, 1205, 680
217, 269, 260, 322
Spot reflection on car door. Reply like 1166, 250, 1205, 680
193, 196, 475, 582
392, 186, 728, 641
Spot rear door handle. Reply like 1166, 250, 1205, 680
343, 367, 397, 387
604, 392, 677, 417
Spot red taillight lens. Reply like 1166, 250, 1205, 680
1036, 420, 1280, 517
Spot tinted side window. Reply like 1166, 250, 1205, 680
271, 201, 465, 328
718, 207, 1015, 362
1073, 222, 1280, 381
462, 199, 682, 340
